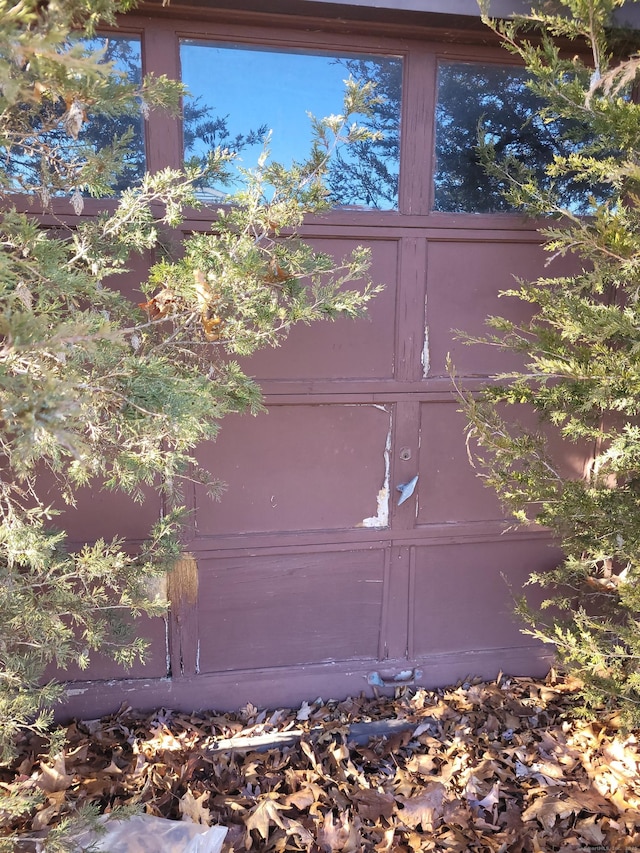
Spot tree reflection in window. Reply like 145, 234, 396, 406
180, 41, 402, 210
2, 36, 145, 198
327, 57, 402, 209
434, 62, 598, 214
81, 36, 145, 194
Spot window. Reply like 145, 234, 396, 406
434, 61, 598, 214
2, 35, 145, 198
81, 35, 146, 193
180, 41, 402, 209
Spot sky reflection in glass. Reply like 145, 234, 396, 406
180, 41, 402, 209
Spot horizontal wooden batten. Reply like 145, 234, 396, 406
22, 204, 544, 238
181, 213, 544, 237
256, 381, 517, 399
59, 643, 553, 722
137, 0, 640, 36
62, 523, 554, 559
184, 523, 553, 556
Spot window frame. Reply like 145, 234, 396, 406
4, 11, 553, 232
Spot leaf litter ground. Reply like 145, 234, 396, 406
3, 672, 640, 851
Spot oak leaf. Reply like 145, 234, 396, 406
244, 794, 288, 846
62, 99, 86, 139
405, 753, 437, 776
139, 289, 176, 319
352, 788, 395, 821
279, 816, 315, 846
31, 793, 67, 831
373, 827, 396, 852
284, 784, 324, 810
476, 782, 501, 812
575, 815, 607, 845
521, 793, 584, 830
201, 313, 223, 340
179, 788, 211, 825
296, 700, 313, 721
317, 810, 362, 852
37, 753, 73, 793
395, 782, 446, 831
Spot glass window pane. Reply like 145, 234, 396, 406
180, 41, 402, 210
3, 35, 145, 197
434, 61, 596, 214
80, 36, 146, 193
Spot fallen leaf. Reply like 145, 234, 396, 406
396, 782, 446, 830
284, 784, 323, 810
406, 753, 437, 776
244, 794, 288, 846
476, 782, 501, 812
179, 788, 211, 825
37, 753, 73, 793
576, 814, 607, 845
297, 701, 313, 721
521, 793, 583, 831
32, 800, 64, 831
317, 810, 362, 852
352, 788, 395, 820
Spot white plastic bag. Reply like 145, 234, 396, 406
71, 814, 227, 853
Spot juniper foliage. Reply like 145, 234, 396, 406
0, 0, 380, 768
458, 0, 640, 724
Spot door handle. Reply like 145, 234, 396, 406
396, 474, 418, 506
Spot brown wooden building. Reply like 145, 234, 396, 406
58, 0, 599, 719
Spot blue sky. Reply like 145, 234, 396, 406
180, 41, 394, 173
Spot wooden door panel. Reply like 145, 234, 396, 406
415, 401, 504, 525
414, 405, 591, 528
238, 238, 398, 382
410, 539, 561, 658
426, 239, 554, 378
46, 613, 169, 682
51, 485, 162, 545
196, 549, 385, 672
194, 403, 393, 535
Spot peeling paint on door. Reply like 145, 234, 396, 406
164, 617, 171, 676
361, 409, 392, 528
422, 323, 430, 377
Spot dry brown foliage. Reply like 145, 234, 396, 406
3, 673, 640, 851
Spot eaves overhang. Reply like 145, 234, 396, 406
142, 0, 640, 35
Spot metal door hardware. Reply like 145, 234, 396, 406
396, 474, 418, 506
367, 668, 423, 687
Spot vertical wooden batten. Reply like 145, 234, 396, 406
167, 552, 200, 677
140, 20, 184, 174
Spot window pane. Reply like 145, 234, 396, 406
434, 62, 595, 214
180, 41, 402, 210
80, 36, 146, 193
3, 35, 145, 197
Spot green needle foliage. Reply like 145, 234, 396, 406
457, 0, 640, 725
0, 0, 381, 771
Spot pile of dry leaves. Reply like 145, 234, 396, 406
3, 672, 640, 851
